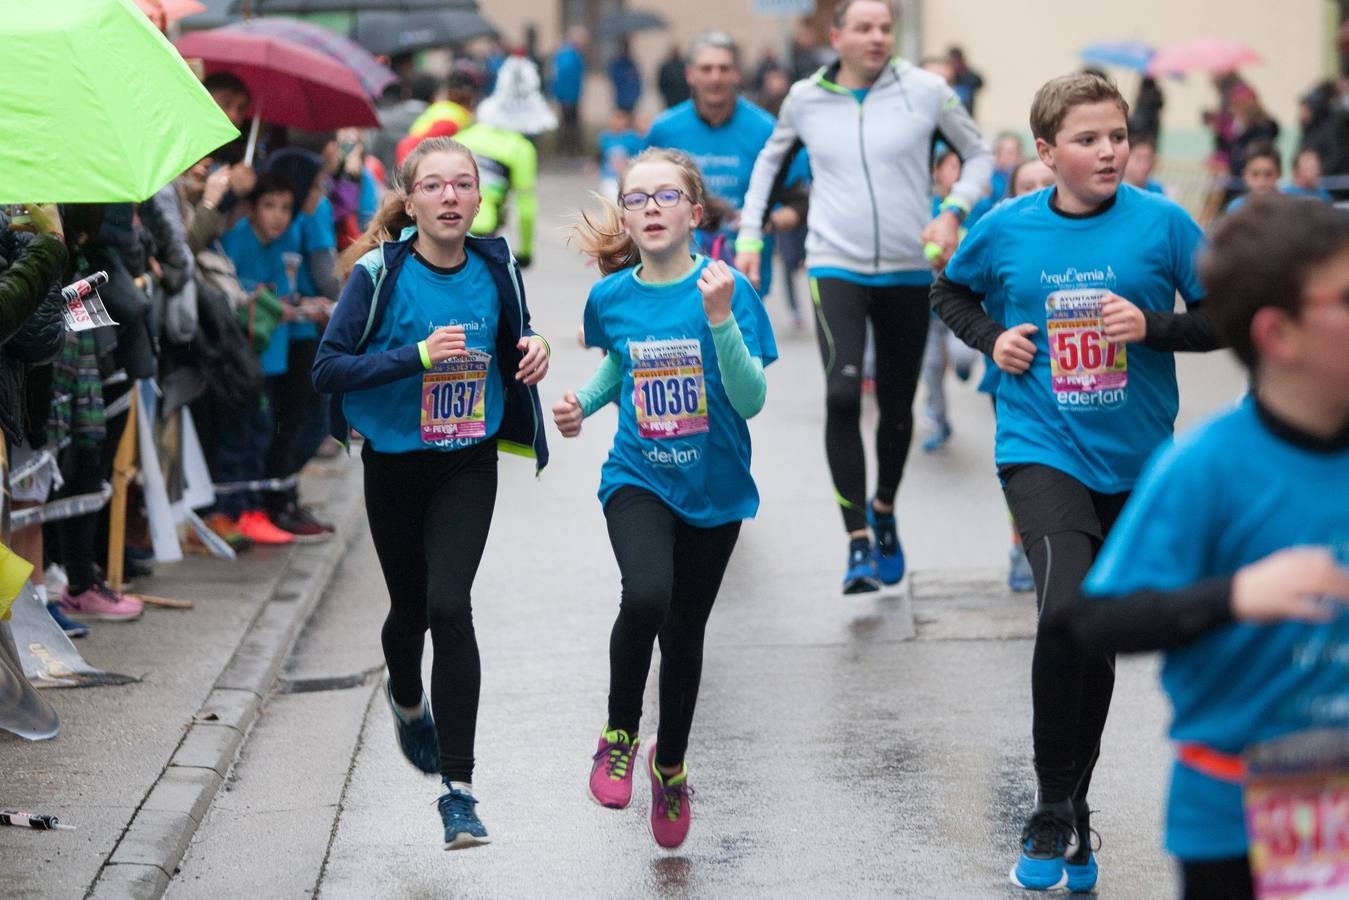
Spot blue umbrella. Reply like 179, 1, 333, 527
1080, 40, 1155, 73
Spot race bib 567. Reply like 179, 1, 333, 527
1045, 289, 1127, 411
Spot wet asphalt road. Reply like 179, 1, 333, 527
169, 166, 1247, 898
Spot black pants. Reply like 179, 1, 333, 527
263, 338, 325, 513
558, 103, 581, 155
362, 440, 498, 783
811, 278, 930, 533
604, 486, 741, 769
1180, 856, 1254, 899
1000, 463, 1131, 806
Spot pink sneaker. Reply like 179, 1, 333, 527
588, 726, 639, 809
647, 743, 692, 849
59, 583, 143, 621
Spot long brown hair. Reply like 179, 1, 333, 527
337, 136, 480, 277
569, 147, 729, 276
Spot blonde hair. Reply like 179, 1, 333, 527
569, 147, 729, 276
1029, 73, 1129, 144
338, 137, 480, 276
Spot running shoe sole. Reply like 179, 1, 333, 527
843, 575, 882, 594
588, 780, 631, 809
59, 608, 142, 622
444, 832, 490, 851
1009, 865, 1068, 891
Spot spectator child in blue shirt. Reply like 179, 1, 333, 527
1283, 147, 1333, 202
1224, 143, 1281, 215
1076, 194, 1349, 900
597, 108, 644, 200
931, 72, 1222, 893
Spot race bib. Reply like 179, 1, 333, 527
421, 349, 490, 444
629, 338, 708, 440
1045, 289, 1127, 409
1244, 729, 1349, 899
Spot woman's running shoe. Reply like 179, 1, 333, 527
647, 744, 692, 850
1065, 801, 1099, 893
1010, 802, 1076, 890
384, 680, 439, 775
588, 726, 639, 809
438, 781, 489, 850
58, 583, 143, 621
921, 420, 952, 452
867, 502, 906, 585
843, 538, 882, 594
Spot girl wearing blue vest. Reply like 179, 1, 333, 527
313, 136, 549, 851
554, 148, 777, 849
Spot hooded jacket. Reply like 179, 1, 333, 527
738, 59, 992, 274
311, 229, 548, 471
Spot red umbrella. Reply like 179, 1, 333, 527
1147, 37, 1261, 77
176, 29, 379, 135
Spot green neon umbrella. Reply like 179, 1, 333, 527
0, 0, 240, 204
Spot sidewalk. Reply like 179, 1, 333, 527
0, 453, 365, 899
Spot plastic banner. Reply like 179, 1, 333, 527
0, 620, 58, 740
8, 582, 136, 689
136, 381, 182, 563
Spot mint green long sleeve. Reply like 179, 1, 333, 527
576, 351, 621, 416
710, 313, 766, 419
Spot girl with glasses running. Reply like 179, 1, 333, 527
554, 148, 777, 849
313, 136, 550, 851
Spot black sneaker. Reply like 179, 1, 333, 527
268, 505, 334, 544
1010, 802, 1076, 890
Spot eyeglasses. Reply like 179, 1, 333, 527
411, 176, 479, 198
620, 188, 688, 211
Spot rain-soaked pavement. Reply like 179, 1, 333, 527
168, 167, 1246, 899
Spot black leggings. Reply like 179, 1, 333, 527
362, 440, 498, 782
811, 278, 930, 533
1180, 856, 1254, 899
604, 486, 741, 769
1001, 464, 1130, 806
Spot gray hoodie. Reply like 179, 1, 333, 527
739, 59, 992, 275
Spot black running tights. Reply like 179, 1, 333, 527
362, 440, 497, 782
811, 278, 930, 533
604, 486, 741, 769
1181, 856, 1255, 900
1001, 463, 1130, 807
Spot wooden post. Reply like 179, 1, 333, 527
106, 389, 139, 592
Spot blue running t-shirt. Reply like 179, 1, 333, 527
944, 184, 1206, 493
220, 217, 293, 377
583, 255, 778, 527
1083, 396, 1349, 860
343, 250, 503, 454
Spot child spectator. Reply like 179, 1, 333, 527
1123, 136, 1166, 195
597, 108, 644, 202
1284, 147, 1332, 201
1224, 143, 1281, 214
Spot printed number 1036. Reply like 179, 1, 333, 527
640, 376, 699, 417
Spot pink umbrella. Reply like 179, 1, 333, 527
1148, 37, 1261, 77
135, 0, 207, 26
177, 29, 379, 164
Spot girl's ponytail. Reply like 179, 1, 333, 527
570, 195, 641, 275
337, 193, 412, 277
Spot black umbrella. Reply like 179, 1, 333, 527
352, 9, 498, 56
594, 9, 667, 39
227, 0, 467, 13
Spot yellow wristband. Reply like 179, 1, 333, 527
530, 334, 550, 358
417, 340, 432, 369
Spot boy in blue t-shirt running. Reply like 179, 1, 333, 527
931, 72, 1223, 893
1074, 195, 1349, 900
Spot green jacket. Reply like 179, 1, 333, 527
457, 122, 538, 259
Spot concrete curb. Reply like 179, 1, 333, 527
87, 469, 365, 900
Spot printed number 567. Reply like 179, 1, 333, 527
1055, 331, 1115, 371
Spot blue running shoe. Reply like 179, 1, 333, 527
1066, 802, 1099, 893
47, 602, 90, 639
921, 421, 952, 452
438, 781, 490, 850
385, 679, 439, 775
867, 503, 906, 585
1008, 544, 1035, 593
843, 538, 881, 594
1010, 804, 1076, 891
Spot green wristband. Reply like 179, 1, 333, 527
734, 236, 764, 254
417, 340, 432, 370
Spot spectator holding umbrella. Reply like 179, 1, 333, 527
1228, 83, 1279, 179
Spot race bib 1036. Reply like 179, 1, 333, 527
629, 338, 708, 440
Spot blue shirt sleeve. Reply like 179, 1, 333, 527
728, 273, 778, 366
302, 197, 338, 252
1168, 205, 1207, 305
582, 283, 609, 351
1083, 438, 1214, 597
943, 207, 999, 293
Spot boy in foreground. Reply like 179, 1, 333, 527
1076, 194, 1349, 900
